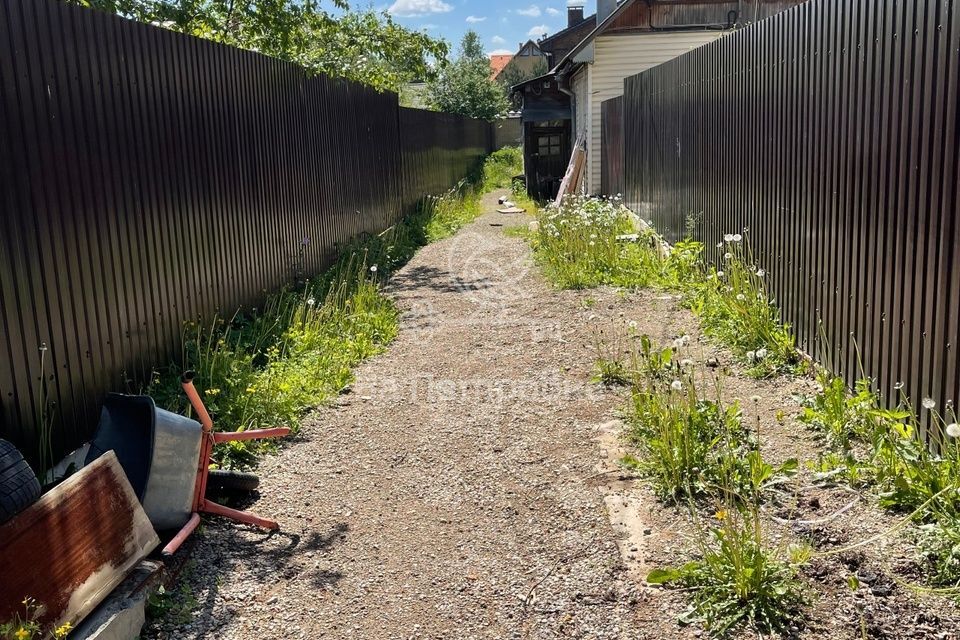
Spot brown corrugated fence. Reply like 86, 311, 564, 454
617, 0, 959, 423
0, 0, 491, 463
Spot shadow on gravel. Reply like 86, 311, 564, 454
390, 265, 493, 294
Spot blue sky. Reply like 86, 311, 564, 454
381, 0, 598, 56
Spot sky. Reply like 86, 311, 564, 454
381, 0, 598, 56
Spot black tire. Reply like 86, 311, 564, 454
0, 439, 42, 525
205, 469, 260, 494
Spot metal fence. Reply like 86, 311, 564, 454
0, 0, 491, 464
619, 0, 959, 419
600, 96, 623, 197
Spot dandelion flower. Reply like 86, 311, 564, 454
724, 233, 734, 242
736, 293, 746, 301
724, 252, 732, 260
751, 395, 761, 403
756, 348, 768, 359
306, 297, 316, 306
716, 270, 724, 278
746, 350, 756, 362
946, 423, 960, 438
733, 233, 743, 242
670, 380, 683, 392
681, 359, 693, 367
922, 397, 936, 410
370, 265, 378, 273
756, 268, 765, 277
715, 509, 727, 521
716, 242, 723, 248
589, 241, 595, 246
15, 628, 30, 640
628, 320, 638, 329
894, 381, 904, 390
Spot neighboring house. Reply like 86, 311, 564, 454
489, 53, 514, 80
515, 0, 804, 199
494, 40, 548, 84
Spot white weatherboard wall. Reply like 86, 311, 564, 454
587, 31, 721, 193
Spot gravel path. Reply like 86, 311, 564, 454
144, 190, 693, 639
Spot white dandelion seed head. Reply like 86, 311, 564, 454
733, 233, 743, 242
306, 298, 316, 306
746, 350, 756, 362
681, 358, 694, 367
756, 268, 765, 277
922, 397, 936, 410
370, 265, 378, 273
894, 381, 904, 390
736, 293, 746, 301
756, 348, 768, 359
724, 234, 734, 242
716, 270, 725, 278
716, 242, 724, 248
751, 395, 761, 403
946, 423, 960, 438
724, 252, 732, 260
628, 320, 638, 329
673, 338, 684, 349
670, 380, 683, 392
589, 241, 596, 246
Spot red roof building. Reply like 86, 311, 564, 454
489, 54, 513, 80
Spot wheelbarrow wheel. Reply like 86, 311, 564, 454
205, 469, 260, 494
0, 439, 42, 525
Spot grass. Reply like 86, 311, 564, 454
798, 371, 960, 592
648, 508, 809, 635
529, 196, 800, 378
687, 237, 801, 378
148, 149, 523, 468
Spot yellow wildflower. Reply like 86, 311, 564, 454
14, 627, 31, 640
54, 623, 72, 639
714, 509, 727, 521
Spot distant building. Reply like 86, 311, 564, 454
514, 0, 804, 200
489, 53, 514, 80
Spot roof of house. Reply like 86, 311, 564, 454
551, 0, 639, 73
537, 12, 596, 49
489, 54, 513, 80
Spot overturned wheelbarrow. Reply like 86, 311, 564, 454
86, 372, 290, 556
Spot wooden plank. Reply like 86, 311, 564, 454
554, 132, 587, 206
0, 451, 159, 633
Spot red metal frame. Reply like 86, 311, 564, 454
161, 373, 291, 556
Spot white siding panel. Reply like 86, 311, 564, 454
587, 31, 721, 192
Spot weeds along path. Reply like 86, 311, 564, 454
143, 190, 693, 639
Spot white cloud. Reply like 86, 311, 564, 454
420, 23, 439, 29
491, 35, 506, 45
527, 24, 549, 37
465, 15, 486, 22
388, 0, 453, 17
488, 48, 513, 56
545, 6, 560, 15
516, 5, 541, 17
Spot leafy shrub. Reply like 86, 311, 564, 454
481, 146, 523, 189
648, 509, 808, 635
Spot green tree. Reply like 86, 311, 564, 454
496, 57, 548, 109
428, 31, 510, 120
68, 0, 447, 93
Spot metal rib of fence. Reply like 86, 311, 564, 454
0, 0, 491, 464
619, 0, 960, 430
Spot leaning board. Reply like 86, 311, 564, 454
0, 451, 159, 631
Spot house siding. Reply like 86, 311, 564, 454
587, 31, 720, 192
571, 64, 590, 144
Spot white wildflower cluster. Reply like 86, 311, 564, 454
542, 194, 625, 238
745, 347, 769, 363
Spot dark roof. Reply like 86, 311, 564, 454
537, 13, 596, 48
552, 0, 639, 73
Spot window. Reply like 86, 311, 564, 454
537, 135, 562, 157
